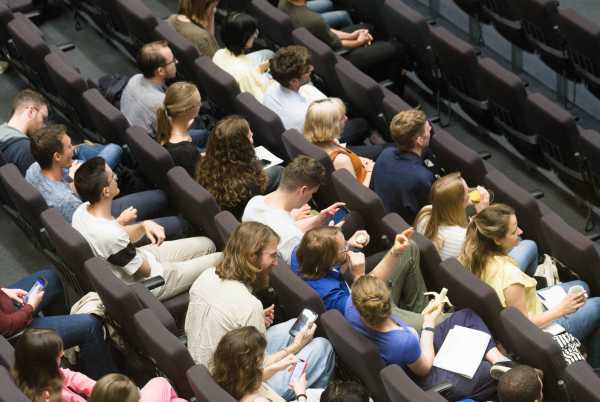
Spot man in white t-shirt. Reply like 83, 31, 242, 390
71, 157, 223, 300
185, 221, 334, 400
242, 155, 344, 264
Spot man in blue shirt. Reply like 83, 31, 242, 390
371, 109, 433, 224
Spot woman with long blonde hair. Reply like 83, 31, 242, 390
156, 81, 203, 176
167, 0, 220, 57
304, 98, 375, 187
459, 203, 600, 369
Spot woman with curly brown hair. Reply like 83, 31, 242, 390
195, 115, 282, 219
211, 326, 307, 402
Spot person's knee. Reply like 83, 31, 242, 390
190, 236, 217, 253
309, 337, 334, 359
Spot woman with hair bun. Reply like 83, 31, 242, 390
346, 276, 513, 401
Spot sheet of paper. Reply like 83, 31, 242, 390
255, 145, 283, 169
537, 286, 568, 311
542, 322, 566, 336
432, 325, 491, 379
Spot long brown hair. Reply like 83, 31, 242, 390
11, 329, 64, 402
156, 81, 201, 145
458, 203, 515, 278
210, 326, 266, 400
351, 276, 391, 327
88, 374, 140, 402
414, 172, 468, 249
177, 0, 217, 27
195, 116, 267, 209
297, 226, 341, 280
216, 221, 279, 288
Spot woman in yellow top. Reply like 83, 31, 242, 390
459, 203, 600, 370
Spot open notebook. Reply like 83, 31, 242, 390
432, 325, 491, 379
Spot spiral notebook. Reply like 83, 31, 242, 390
432, 325, 491, 379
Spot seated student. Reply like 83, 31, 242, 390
213, 13, 274, 101
12, 329, 184, 402
120, 41, 177, 133
89, 373, 187, 402
292, 226, 428, 325
195, 115, 281, 219
497, 365, 543, 402
347, 276, 514, 401
242, 155, 344, 264
320, 381, 369, 402
26, 125, 184, 238
371, 109, 434, 224
306, 0, 352, 29
304, 98, 379, 184
211, 326, 307, 402
72, 157, 223, 301
185, 222, 334, 401
156, 82, 204, 175
459, 204, 600, 370
278, 0, 402, 77
0, 89, 122, 174
414, 173, 538, 274
1, 269, 115, 379
167, 0, 220, 58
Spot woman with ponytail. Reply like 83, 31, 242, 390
346, 276, 512, 401
459, 203, 600, 369
156, 82, 204, 176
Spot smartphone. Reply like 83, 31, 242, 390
289, 308, 318, 337
288, 358, 307, 386
23, 277, 47, 304
330, 207, 349, 225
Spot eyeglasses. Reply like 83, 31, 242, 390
162, 58, 178, 67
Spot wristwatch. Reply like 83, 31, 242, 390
422, 326, 435, 333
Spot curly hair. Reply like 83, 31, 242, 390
195, 115, 267, 210
210, 326, 267, 400
215, 221, 280, 288
270, 45, 311, 88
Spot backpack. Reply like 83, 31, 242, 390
98, 74, 132, 109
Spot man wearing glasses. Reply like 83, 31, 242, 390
120, 40, 179, 134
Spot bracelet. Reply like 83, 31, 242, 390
296, 394, 307, 401
422, 326, 435, 333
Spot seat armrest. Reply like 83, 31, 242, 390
140, 276, 165, 291
425, 381, 453, 396
129, 282, 178, 334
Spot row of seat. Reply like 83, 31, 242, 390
450, 0, 600, 101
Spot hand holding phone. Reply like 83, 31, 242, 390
23, 277, 47, 308
288, 358, 307, 389
289, 308, 318, 337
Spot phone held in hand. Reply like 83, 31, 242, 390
289, 308, 318, 337
23, 277, 48, 304
288, 358, 307, 386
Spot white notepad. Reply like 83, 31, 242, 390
537, 286, 568, 311
432, 325, 491, 379
255, 145, 283, 169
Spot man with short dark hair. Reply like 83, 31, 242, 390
72, 157, 222, 300
242, 155, 344, 264
498, 365, 543, 402
371, 109, 434, 223
120, 40, 177, 132
0, 89, 122, 174
26, 126, 183, 239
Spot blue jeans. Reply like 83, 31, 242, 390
508, 239, 538, 276
111, 189, 186, 239
7, 269, 117, 379
307, 0, 353, 28
265, 319, 335, 401
551, 281, 600, 370
75, 143, 123, 169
